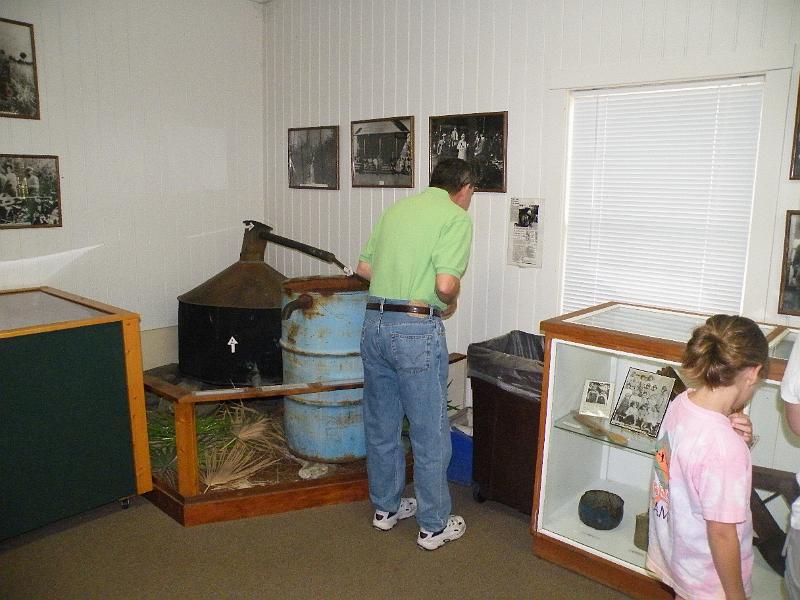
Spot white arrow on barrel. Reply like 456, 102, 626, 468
228, 336, 238, 353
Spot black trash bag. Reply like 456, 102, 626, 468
467, 330, 545, 401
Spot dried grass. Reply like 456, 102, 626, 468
147, 400, 321, 493
201, 442, 282, 492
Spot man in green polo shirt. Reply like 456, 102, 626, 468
356, 158, 477, 550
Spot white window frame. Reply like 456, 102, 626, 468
560, 76, 765, 315
538, 58, 791, 325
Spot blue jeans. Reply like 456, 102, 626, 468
360, 296, 452, 532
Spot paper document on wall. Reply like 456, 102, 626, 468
507, 197, 542, 268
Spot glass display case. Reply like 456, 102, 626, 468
531, 302, 798, 600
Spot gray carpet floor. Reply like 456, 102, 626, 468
0, 484, 634, 600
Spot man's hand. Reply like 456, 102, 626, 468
441, 299, 457, 319
729, 412, 753, 446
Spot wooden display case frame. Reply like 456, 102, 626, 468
144, 354, 466, 527
0, 286, 152, 495
530, 302, 792, 600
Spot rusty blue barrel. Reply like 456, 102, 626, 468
280, 275, 369, 462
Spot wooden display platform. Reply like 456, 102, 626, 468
147, 463, 379, 527
143, 364, 374, 526
143, 354, 466, 527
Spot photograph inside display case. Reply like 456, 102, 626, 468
609, 368, 675, 438
578, 379, 613, 419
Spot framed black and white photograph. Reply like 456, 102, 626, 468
779, 210, 800, 315
791, 79, 800, 180
0, 154, 61, 229
429, 111, 507, 192
288, 126, 339, 190
0, 18, 40, 120
351, 116, 413, 188
578, 379, 613, 419
610, 368, 676, 438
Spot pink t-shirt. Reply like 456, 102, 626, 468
646, 391, 753, 600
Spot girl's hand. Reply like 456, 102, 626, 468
729, 412, 753, 446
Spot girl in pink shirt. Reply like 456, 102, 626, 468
647, 315, 768, 600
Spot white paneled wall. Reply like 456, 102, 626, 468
2, 0, 799, 351
264, 0, 800, 355
0, 0, 265, 329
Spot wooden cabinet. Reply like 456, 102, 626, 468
531, 302, 798, 600
0, 287, 151, 540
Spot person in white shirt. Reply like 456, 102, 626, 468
781, 340, 800, 600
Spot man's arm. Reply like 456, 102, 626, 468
356, 260, 372, 281
435, 273, 460, 304
785, 401, 800, 436
435, 273, 461, 318
706, 520, 746, 600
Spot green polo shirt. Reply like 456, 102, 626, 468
359, 187, 473, 309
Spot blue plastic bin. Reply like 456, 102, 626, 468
447, 427, 473, 486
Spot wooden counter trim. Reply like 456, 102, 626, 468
181, 381, 365, 404
541, 319, 687, 364
146, 459, 413, 527
530, 334, 553, 537
532, 532, 673, 600
0, 286, 139, 339
39, 286, 139, 317
146, 470, 370, 527
0, 312, 125, 339
542, 318, 789, 382
122, 316, 152, 494
174, 402, 200, 496
180, 471, 371, 526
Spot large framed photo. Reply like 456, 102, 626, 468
0, 18, 40, 120
791, 79, 800, 180
351, 116, 413, 188
779, 210, 800, 315
610, 368, 675, 438
0, 154, 61, 229
288, 126, 339, 190
578, 380, 614, 419
429, 111, 507, 192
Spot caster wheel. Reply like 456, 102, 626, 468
472, 483, 486, 503
119, 497, 131, 509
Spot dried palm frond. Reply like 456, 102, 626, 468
201, 442, 282, 492
223, 402, 289, 458
230, 411, 269, 443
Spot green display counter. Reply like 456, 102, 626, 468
0, 287, 151, 540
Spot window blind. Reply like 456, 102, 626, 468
561, 77, 764, 315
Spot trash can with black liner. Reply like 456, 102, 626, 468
467, 330, 544, 514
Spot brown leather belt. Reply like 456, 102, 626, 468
366, 303, 441, 317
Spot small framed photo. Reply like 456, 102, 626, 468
429, 111, 507, 192
0, 18, 40, 120
779, 210, 800, 315
288, 126, 339, 190
791, 79, 800, 180
578, 380, 614, 419
351, 116, 413, 188
610, 368, 676, 438
0, 154, 61, 229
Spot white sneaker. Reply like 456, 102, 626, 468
417, 515, 466, 550
372, 497, 417, 531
